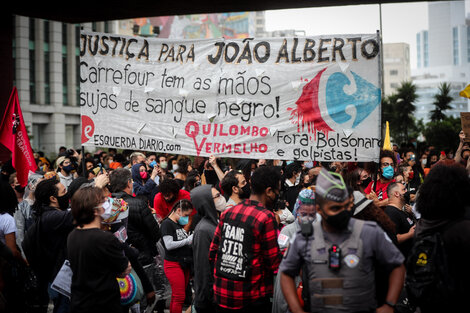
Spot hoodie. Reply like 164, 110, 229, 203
190, 185, 218, 309
131, 163, 157, 204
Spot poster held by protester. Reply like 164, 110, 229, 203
460, 112, 470, 143
80, 32, 381, 161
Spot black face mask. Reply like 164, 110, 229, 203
240, 183, 251, 199
361, 177, 372, 188
324, 209, 351, 230
56, 193, 70, 210
14, 185, 25, 193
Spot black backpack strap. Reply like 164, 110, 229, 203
301, 261, 311, 312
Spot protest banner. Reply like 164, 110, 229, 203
80, 32, 382, 161
461, 112, 470, 143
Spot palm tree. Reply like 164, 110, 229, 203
388, 81, 419, 145
430, 82, 453, 122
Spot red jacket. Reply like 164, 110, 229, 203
153, 189, 191, 220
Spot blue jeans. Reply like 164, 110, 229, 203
48, 283, 70, 313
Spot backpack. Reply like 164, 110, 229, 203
405, 229, 455, 308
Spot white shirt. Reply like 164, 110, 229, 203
0, 213, 17, 244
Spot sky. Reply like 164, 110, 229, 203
265, 1, 470, 70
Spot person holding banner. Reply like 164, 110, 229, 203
160, 199, 194, 313
209, 165, 282, 313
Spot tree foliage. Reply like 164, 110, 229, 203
382, 81, 418, 146
430, 82, 453, 122
422, 116, 461, 152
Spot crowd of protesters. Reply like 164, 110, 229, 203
0, 129, 468, 313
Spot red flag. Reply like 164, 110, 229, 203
0, 87, 37, 187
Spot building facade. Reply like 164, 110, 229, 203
13, 16, 115, 157
383, 43, 411, 96
412, 1, 470, 123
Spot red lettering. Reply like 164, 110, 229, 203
229, 125, 238, 136
205, 142, 212, 153
251, 143, 258, 152
203, 124, 211, 135
243, 143, 250, 154
195, 137, 207, 156
234, 143, 241, 153
240, 126, 250, 136
214, 142, 221, 153
219, 124, 228, 136
222, 143, 232, 153
259, 144, 268, 153
260, 127, 269, 137
252, 126, 259, 137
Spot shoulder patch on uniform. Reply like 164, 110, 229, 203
278, 233, 289, 247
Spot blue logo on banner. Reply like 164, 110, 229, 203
325, 71, 381, 128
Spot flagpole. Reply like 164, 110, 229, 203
82, 145, 86, 177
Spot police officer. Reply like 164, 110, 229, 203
279, 169, 405, 313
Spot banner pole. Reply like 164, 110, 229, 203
81, 145, 86, 177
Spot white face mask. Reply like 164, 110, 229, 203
279, 208, 295, 225
172, 164, 179, 172
214, 196, 227, 212
295, 173, 301, 185
100, 198, 113, 220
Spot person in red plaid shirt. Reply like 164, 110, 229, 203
209, 165, 283, 313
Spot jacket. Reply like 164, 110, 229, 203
37, 206, 74, 283
112, 191, 160, 265
191, 185, 218, 309
131, 163, 158, 207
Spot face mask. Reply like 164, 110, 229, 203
382, 166, 394, 180
240, 183, 251, 199
279, 209, 294, 225
56, 193, 70, 210
361, 177, 372, 188
62, 164, 74, 174
178, 215, 189, 226
140, 171, 148, 180
172, 164, 179, 172
214, 196, 227, 212
100, 198, 113, 220
160, 161, 168, 169
324, 209, 351, 230
408, 171, 414, 180
304, 161, 314, 169
295, 174, 301, 185
14, 185, 25, 193
421, 159, 427, 166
